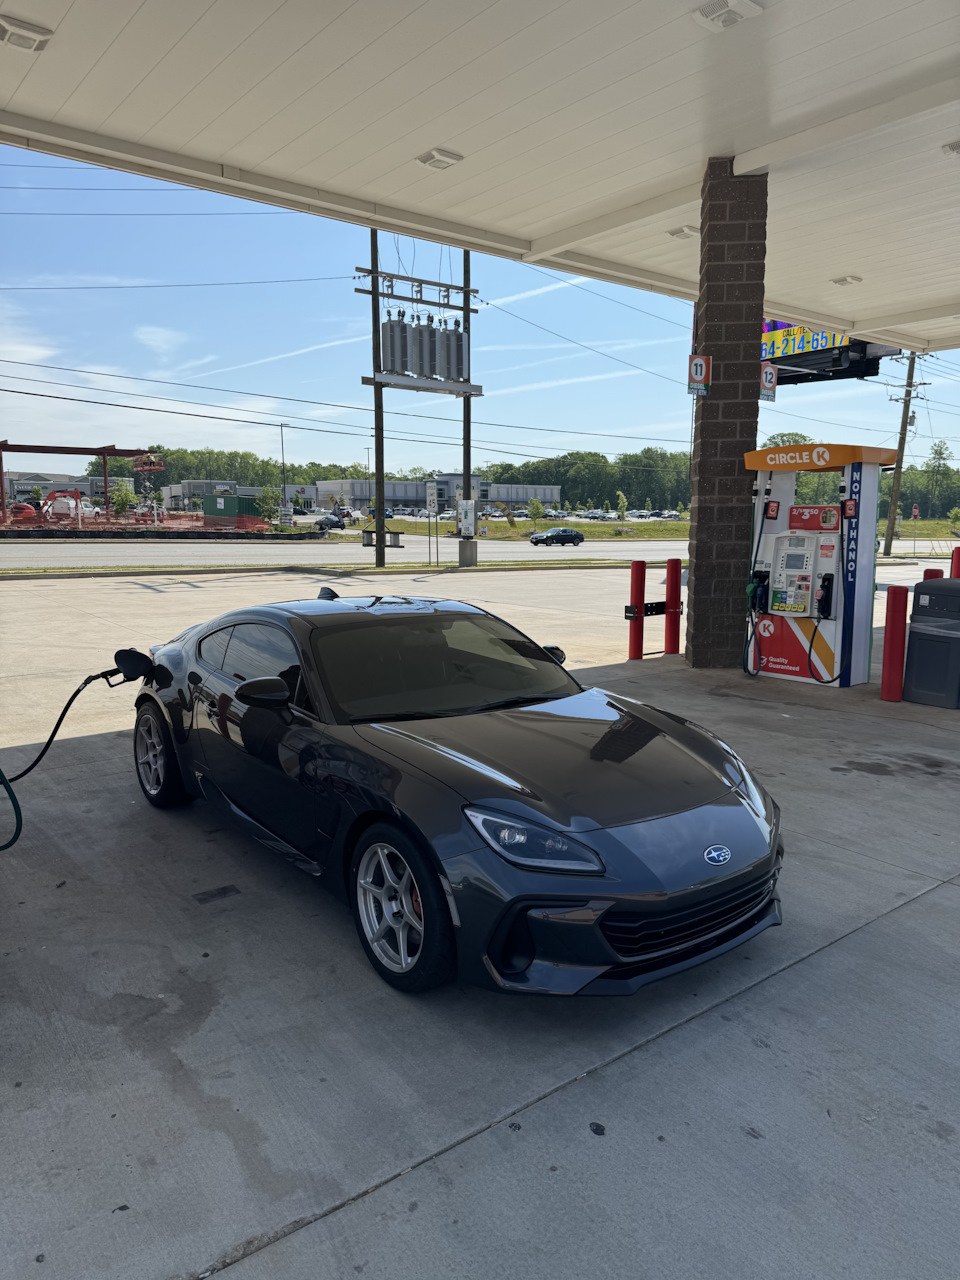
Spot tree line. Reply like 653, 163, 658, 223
90, 436, 960, 521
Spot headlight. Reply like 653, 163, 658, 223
464, 807, 605, 875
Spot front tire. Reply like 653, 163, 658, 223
350, 824, 455, 993
134, 704, 193, 809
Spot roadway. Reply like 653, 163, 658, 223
0, 534, 948, 570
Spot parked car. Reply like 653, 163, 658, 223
514, 508, 529, 518
131, 594, 783, 995
554, 510, 568, 518
315, 514, 345, 530
438, 509, 456, 520
417, 509, 430, 519
394, 507, 414, 517
529, 527, 584, 547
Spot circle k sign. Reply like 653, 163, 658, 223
758, 619, 775, 637
811, 446, 830, 466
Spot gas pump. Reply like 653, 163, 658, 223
743, 444, 895, 686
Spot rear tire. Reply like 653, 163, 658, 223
134, 704, 193, 809
350, 824, 456, 993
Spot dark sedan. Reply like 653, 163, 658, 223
529, 527, 584, 547
132, 595, 782, 995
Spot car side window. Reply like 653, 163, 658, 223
197, 626, 233, 671
222, 623, 316, 715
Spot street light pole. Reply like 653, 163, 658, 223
280, 423, 288, 507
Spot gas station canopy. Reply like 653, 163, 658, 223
1, 0, 958, 351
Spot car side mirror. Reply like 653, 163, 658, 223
235, 676, 291, 709
543, 645, 566, 665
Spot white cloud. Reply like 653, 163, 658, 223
484, 369, 643, 396
0, 302, 58, 365
482, 278, 588, 308
194, 335, 368, 378
135, 326, 188, 357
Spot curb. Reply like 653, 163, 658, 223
0, 560, 676, 584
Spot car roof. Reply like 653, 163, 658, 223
212, 596, 486, 630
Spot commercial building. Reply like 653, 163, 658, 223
162, 476, 559, 512
3, 471, 134, 502
327, 475, 560, 512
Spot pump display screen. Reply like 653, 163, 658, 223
784, 553, 806, 570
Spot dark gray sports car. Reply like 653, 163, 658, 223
132, 593, 783, 995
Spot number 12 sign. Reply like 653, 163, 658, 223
688, 354, 712, 396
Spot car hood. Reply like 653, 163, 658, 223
354, 687, 746, 831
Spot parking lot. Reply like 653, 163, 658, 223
2, 565, 958, 1280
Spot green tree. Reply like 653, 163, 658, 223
31, 485, 43, 503
925, 441, 953, 518
603, 498, 611, 512
256, 486, 282, 524
762, 431, 813, 447
111, 487, 132, 517
616, 489, 628, 523
527, 498, 545, 527
948, 507, 960, 529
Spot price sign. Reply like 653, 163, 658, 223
688, 354, 712, 396
759, 362, 777, 402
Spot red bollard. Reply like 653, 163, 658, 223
952, 546, 960, 578
664, 558, 682, 654
880, 585, 909, 702
923, 568, 944, 580
628, 560, 646, 660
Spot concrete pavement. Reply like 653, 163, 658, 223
1, 569, 958, 1280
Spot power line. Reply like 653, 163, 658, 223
480, 297, 688, 387
0, 210, 293, 217
0, 358, 695, 447
0, 275, 356, 291
521, 263, 692, 329
0, 185, 232, 191
0, 384, 695, 474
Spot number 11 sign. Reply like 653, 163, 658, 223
688, 354, 712, 396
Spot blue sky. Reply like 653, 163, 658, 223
2, 140, 959, 479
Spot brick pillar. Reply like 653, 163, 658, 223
686, 157, 768, 668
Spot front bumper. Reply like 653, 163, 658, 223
445, 832, 784, 996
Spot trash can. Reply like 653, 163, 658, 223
902, 578, 960, 708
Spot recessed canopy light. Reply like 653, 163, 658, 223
416, 148, 464, 171
942, 140, 960, 158
691, 0, 763, 32
667, 225, 700, 240
830, 275, 863, 287
0, 13, 53, 51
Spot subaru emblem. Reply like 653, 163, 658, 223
703, 845, 732, 866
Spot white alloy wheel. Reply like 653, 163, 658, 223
356, 842, 424, 973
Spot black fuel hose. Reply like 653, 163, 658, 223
0, 666, 121, 851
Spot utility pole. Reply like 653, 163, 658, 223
280, 423, 287, 506
370, 229, 386, 568
882, 352, 916, 558
460, 249, 474, 567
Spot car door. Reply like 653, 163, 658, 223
195, 621, 327, 860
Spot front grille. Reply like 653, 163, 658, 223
599, 875, 776, 960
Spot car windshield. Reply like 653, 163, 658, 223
311, 611, 580, 723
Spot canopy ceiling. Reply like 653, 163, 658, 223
2, 0, 958, 349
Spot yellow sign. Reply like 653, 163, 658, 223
760, 326, 848, 361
